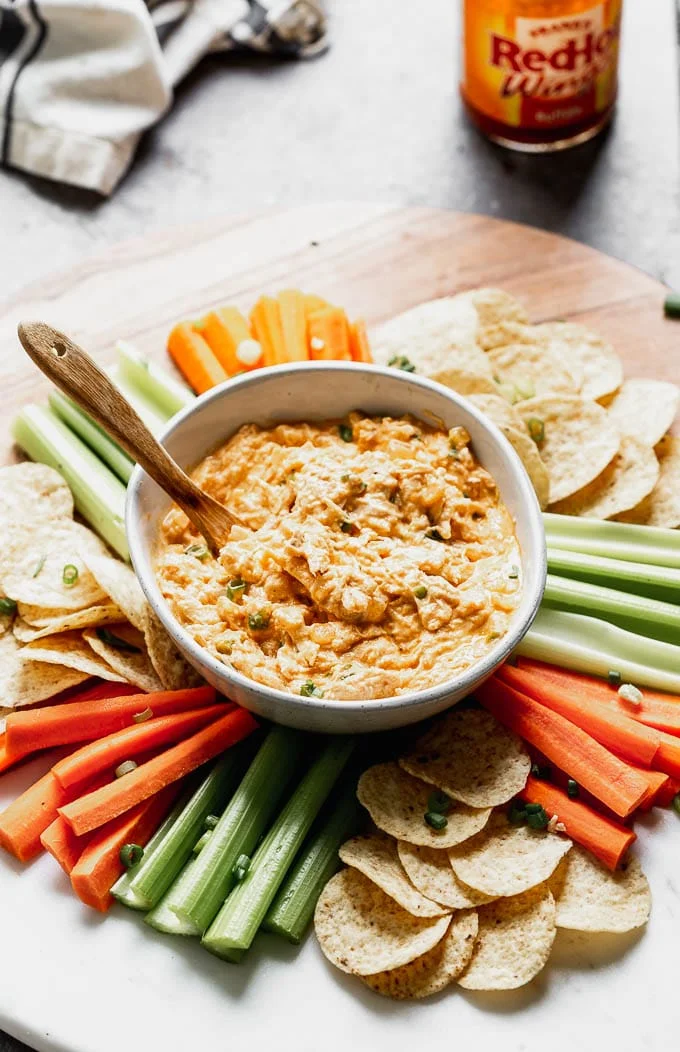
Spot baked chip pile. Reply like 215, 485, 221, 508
0, 464, 198, 713
314, 709, 651, 999
370, 290, 680, 525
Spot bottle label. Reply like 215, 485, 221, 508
462, 1, 622, 132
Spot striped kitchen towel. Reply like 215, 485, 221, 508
0, 0, 326, 195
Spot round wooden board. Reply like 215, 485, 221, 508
1, 202, 677, 463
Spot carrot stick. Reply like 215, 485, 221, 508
304, 294, 331, 315
40, 817, 91, 874
650, 731, 680, 779
0, 771, 70, 862
167, 322, 228, 394
278, 290, 309, 362
516, 658, 680, 734
496, 666, 659, 767
5, 686, 217, 756
62, 681, 143, 705
629, 765, 670, 811
52, 705, 230, 793
70, 786, 179, 911
308, 307, 352, 361
59, 708, 258, 836
349, 319, 373, 363
0, 735, 32, 776
655, 776, 680, 807
202, 307, 263, 375
250, 297, 285, 366
477, 680, 649, 818
521, 776, 635, 870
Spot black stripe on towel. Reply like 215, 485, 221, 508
1, 0, 48, 164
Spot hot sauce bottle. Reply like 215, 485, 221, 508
460, 0, 623, 151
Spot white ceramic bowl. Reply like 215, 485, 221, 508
127, 363, 546, 733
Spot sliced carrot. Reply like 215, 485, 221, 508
304, 294, 331, 316
250, 297, 285, 366
307, 307, 352, 361
650, 731, 680, 779
278, 290, 309, 362
515, 658, 680, 734
167, 322, 228, 394
497, 666, 659, 767
5, 686, 217, 756
52, 705, 229, 793
521, 776, 635, 871
60, 708, 258, 837
0, 771, 69, 862
70, 786, 179, 912
655, 776, 680, 807
349, 319, 373, 363
628, 765, 670, 811
0, 734, 32, 776
202, 307, 263, 375
477, 680, 649, 818
41, 817, 91, 874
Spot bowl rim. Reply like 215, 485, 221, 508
126, 361, 547, 717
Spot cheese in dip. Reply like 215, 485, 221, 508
156, 412, 521, 700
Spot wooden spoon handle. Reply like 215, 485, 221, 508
17, 321, 236, 553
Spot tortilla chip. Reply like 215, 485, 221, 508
0, 522, 109, 611
397, 842, 495, 909
314, 868, 451, 976
370, 297, 492, 381
467, 393, 524, 431
143, 609, 201, 689
514, 395, 620, 504
13, 604, 123, 643
338, 835, 450, 918
501, 425, 551, 509
357, 762, 491, 849
21, 631, 126, 682
83, 624, 163, 693
550, 435, 659, 519
530, 323, 622, 401
476, 320, 534, 353
616, 435, 680, 528
0, 632, 88, 711
433, 370, 499, 397
448, 812, 572, 897
0, 463, 74, 532
361, 909, 478, 1000
458, 288, 529, 351
457, 884, 556, 990
82, 554, 147, 632
552, 846, 650, 933
606, 378, 679, 448
399, 709, 531, 809
488, 343, 579, 399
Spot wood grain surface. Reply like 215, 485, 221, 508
0, 203, 677, 464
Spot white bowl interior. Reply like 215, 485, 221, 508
127, 364, 546, 732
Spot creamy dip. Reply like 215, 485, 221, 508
157, 413, 521, 700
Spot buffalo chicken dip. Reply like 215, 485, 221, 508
157, 413, 521, 700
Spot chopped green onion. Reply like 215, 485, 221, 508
192, 830, 212, 856
608, 669, 622, 686
524, 803, 543, 814
413, 585, 428, 599
508, 801, 527, 825
203, 814, 219, 831
527, 417, 545, 445
672, 793, 680, 816
508, 565, 520, 580
248, 610, 270, 632
300, 681, 324, 698
339, 424, 353, 442
663, 291, 680, 318
226, 578, 247, 602
132, 707, 153, 724
526, 807, 549, 830
427, 790, 451, 815
184, 543, 210, 561
514, 377, 536, 400
120, 843, 144, 868
424, 812, 447, 831
62, 564, 79, 586
567, 779, 580, 799
0, 597, 17, 615
96, 627, 141, 652
115, 760, 138, 779
531, 763, 551, 780
618, 683, 643, 707
387, 355, 416, 373
340, 520, 353, 534
31, 555, 46, 578
232, 854, 251, 883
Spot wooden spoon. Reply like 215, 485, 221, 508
17, 321, 242, 555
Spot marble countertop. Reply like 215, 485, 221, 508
0, 1, 678, 1050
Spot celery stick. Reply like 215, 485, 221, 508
544, 513, 680, 568
202, 737, 354, 954
12, 405, 128, 560
116, 341, 194, 419
543, 573, 680, 646
145, 863, 201, 935
263, 778, 359, 944
48, 390, 134, 484
112, 790, 195, 909
107, 365, 169, 434
547, 547, 680, 604
128, 746, 252, 909
171, 727, 308, 932
516, 608, 680, 693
